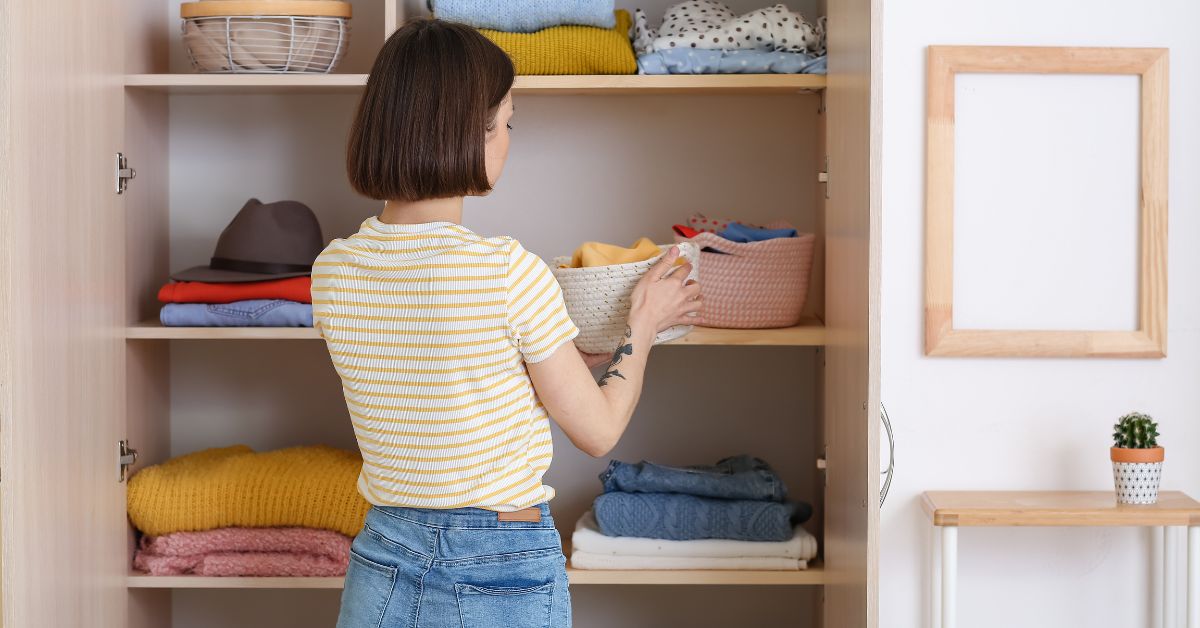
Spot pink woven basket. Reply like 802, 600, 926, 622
674, 215, 815, 328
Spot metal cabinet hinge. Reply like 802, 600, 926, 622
818, 156, 829, 199
816, 452, 827, 487
115, 152, 136, 194
119, 440, 139, 483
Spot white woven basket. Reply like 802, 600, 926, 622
181, 2, 351, 73
552, 243, 700, 354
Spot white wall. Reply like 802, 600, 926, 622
881, 1, 1200, 627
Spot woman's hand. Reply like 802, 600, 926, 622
629, 246, 701, 333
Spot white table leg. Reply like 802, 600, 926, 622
931, 524, 942, 628
942, 526, 957, 628
1188, 526, 1198, 628
1168, 526, 1179, 628
1156, 527, 1166, 628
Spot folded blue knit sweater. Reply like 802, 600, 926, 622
593, 492, 811, 542
429, 0, 616, 33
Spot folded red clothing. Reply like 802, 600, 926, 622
158, 276, 312, 304
672, 224, 701, 238
133, 527, 351, 577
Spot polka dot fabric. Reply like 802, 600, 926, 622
633, 2, 825, 57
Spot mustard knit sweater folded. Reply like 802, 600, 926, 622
479, 10, 636, 75
127, 445, 370, 537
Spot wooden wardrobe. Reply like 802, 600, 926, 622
0, 0, 879, 626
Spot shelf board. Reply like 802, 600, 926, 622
127, 562, 823, 588
124, 73, 826, 95
126, 322, 319, 340
128, 574, 345, 589
126, 318, 825, 345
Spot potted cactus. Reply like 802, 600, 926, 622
1111, 412, 1164, 504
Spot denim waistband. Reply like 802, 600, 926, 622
369, 503, 554, 529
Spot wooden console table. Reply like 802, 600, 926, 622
922, 491, 1200, 628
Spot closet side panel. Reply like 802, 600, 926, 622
821, 0, 882, 626
0, 0, 129, 626
124, 89, 173, 626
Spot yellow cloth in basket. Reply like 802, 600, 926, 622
567, 237, 661, 268
127, 445, 370, 537
479, 10, 636, 76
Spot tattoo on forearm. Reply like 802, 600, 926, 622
598, 326, 633, 387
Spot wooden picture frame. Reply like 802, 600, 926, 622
925, 46, 1169, 358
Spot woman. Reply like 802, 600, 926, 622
315, 18, 700, 628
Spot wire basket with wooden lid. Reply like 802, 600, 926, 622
181, 1, 352, 73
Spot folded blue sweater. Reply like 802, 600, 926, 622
429, 0, 616, 33
593, 492, 811, 542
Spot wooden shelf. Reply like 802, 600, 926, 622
124, 73, 826, 95
126, 322, 319, 340
922, 491, 1200, 527
128, 574, 345, 589
126, 318, 825, 345
128, 562, 823, 588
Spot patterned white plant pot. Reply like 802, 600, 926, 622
1111, 446, 1165, 504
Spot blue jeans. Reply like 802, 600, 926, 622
159, 299, 313, 327
599, 455, 788, 502
336, 504, 571, 628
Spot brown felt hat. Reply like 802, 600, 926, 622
171, 198, 324, 283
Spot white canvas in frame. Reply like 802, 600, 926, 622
924, 46, 1168, 358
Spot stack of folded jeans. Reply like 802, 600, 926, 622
571, 455, 817, 570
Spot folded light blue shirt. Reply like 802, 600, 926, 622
638, 50, 827, 75
429, 0, 615, 32
159, 300, 313, 327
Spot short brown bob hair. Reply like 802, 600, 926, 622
347, 19, 515, 201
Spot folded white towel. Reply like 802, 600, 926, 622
570, 551, 807, 571
571, 511, 818, 560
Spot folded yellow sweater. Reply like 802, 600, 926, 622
567, 237, 662, 268
127, 445, 370, 537
480, 10, 636, 76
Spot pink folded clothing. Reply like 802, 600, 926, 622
133, 526, 352, 577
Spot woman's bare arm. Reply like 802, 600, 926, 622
527, 248, 700, 457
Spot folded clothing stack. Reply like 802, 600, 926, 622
571, 511, 816, 570
572, 455, 816, 570
673, 219, 799, 245
159, 198, 323, 327
429, 0, 636, 75
634, 2, 826, 75
134, 527, 351, 577
127, 445, 370, 577
159, 279, 314, 327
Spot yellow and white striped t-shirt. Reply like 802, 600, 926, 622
312, 217, 579, 511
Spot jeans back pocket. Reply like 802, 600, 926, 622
336, 550, 398, 628
454, 581, 553, 628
